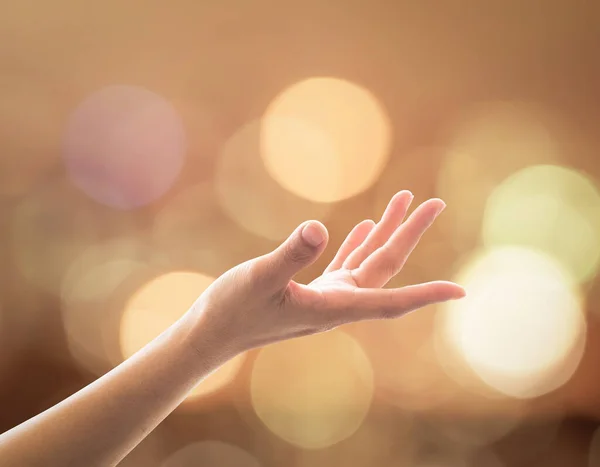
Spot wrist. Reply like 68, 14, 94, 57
177, 297, 244, 369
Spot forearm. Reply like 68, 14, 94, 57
0, 305, 234, 467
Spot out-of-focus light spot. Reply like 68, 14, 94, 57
152, 182, 258, 274
63, 259, 147, 375
589, 426, 600, 467
436, 247, 586, 398
161, 441, 261, 467
483, 164, 600, 283
261, 77, 392, 203
121, 271, 246, 399
11, 178, 99, 293
60, 238, 171, 374
250, 330, 373, 449
61, 238, 156, 303
60, 238, 153, 375
294, 412, 414, 467
348, 313, 458, 412
216, 120, 332, 241
66, 258, 143, 303
437, 102, 562, 249
63, 85, 186, 209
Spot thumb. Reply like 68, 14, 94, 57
254, 221, 328, 290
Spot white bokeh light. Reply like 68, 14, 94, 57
436, 247, 586, 399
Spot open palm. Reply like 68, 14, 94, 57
203, 190, 466, 351
287, 191, 465, 327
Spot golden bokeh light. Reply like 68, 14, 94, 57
260, 77, 392, 203
216, 120, 332, 240
161, 441, 261, 467
120, 271, 246, 400
436, 247, 586, 399
482, 164, 600, 283
437, 101, 563, 249
250, 330, 373, 449
60, 237, 170, 374
294, 412, 414, 467
62, 257, 147, 375
61, 238, 155, 304
348, 313, 458, 412
63, 85, 186, 209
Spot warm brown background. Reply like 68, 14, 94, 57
1, 0, 600, 466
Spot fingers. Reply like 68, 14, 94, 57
254, 221, 329, 290
341, 281, 466, 324
342, 191, 414, 270
324, 219, 376, 274
353, 198, 446, 288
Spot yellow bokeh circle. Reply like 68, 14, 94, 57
250, 330, 373, 449
261, 77, 392, 203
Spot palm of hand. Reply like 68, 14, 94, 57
309, 269, 357, 292
202, 191, 465, 352
289, 192, 465, 327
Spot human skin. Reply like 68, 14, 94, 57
0, 191, 465, 466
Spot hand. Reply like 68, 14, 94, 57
191, 191, 465, 354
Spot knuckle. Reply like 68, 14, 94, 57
378, 249, 402, 276
283, 243, 312, 264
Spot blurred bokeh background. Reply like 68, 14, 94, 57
1, 0, 600, 465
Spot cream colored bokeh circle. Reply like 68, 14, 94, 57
250, 330, 373, 449
436, 101, 562, 248
216, 120, 332, 241
436, 247, 586, 399
482, 164, 600, 283
120, 272, 246, 399
261, 77, 392, 203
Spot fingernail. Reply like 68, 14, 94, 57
302, 222, 325, 247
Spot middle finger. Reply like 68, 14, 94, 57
342, 190, 413, 270
352, 198, 446, 288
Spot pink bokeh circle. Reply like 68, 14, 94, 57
63, 85, 186, 209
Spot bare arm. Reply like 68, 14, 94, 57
0, 310, 233, 467
0, 192, 465, 467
